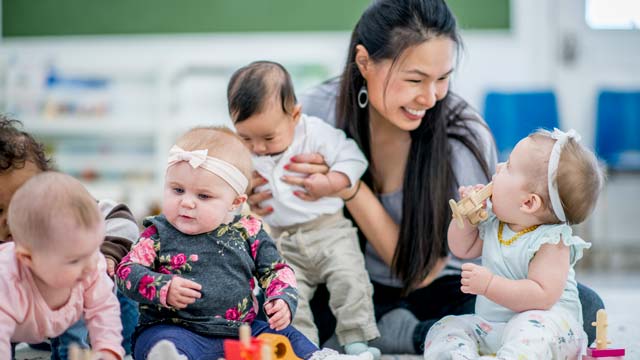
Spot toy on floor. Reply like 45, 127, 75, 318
224, 324, 301, 360
449, 182, 493, 229
583, 309, 626, 360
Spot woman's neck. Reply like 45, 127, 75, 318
368, 107, 411, 194
368, 107, 411, 145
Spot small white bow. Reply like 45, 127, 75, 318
168, 146, 208, 169
550, 128, 581, 143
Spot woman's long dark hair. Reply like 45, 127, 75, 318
337, 0, 491, 293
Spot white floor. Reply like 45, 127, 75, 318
15, 272, 640, 360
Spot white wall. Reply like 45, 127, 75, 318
1, 0, 638, 249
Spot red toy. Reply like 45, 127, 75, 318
224, 324, 301, 360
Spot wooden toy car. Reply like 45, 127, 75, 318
449, 182, 493, 229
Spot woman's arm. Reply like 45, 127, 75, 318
341, 181, 448, 286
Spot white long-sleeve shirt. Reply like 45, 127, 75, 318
254, 114, 368, 228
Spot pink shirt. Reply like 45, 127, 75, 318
0, 242, 124, 359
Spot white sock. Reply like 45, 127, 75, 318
147, 340, 188, 360
344, 342, 381, 360
309, 348, 374, 360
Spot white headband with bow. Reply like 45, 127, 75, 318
547, 128, 581, 222
167, 145, 248, 195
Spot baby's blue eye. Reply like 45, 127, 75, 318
173, 188, 184, 194
198, 194, 211, 200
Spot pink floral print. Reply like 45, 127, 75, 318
138, 274, 157, 301
170, 253, 187, 268
225, 308, 240, 321
239, 216, 262, 237
129, 238, 157, 267
140, 225, 157, 238
266, 278, 288, 298
276, 267, 297, 288
116, 266, 131, 280
251, 240, 260, 259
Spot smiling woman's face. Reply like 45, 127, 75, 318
363, 35, 455, 131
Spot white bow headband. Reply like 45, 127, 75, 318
167, 145, 248, 195
547, 128, 581, 222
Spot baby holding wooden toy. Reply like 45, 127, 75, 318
424, 128, 604, 359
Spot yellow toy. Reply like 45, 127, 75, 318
582, 309, 626, 359
592, 309, 611, 350
449, 182, 493, 229
225, 324, 302, 360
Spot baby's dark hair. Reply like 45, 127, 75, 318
0, 115, 52, 173
227, 61, 297, 123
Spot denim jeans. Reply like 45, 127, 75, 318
134, 320, 318, 360
50, 291, 139, 359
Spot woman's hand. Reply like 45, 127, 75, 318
247, 171, 273, 216
281, 153, 330, 201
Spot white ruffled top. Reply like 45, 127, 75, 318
476, 205, 591, 324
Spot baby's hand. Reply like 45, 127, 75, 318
92, 349, 119, 360
300, 173, 334, 199
458, 184, 486, 199
167, 276, 202, 309
264, 299, 291, 331
106, 258, 116, 277
460, 263, 494, 295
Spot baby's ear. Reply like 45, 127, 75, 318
520, 193, 543, 214
230, 194, 248, 211
15, 243, 34, 269
291, 104, 303, 123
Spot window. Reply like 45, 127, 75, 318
586, 0, 640, 30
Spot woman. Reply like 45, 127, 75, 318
249, 0, 603, 354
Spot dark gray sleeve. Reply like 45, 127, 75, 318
298, 78, 340, 127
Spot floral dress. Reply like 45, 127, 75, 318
116, 214, 298, 337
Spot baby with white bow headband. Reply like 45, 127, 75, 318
117, 126, 375, 360
425, 128, 605, 359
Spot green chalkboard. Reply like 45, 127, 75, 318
3, 0, 509, 37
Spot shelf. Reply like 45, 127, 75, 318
21, 117, 155, 137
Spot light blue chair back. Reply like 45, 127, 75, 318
484, 91, 560, 161
595, 90, 640, 171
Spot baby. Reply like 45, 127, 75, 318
0, 116, 139, 358
116, 126, 372, 360
424, 129, 604, 359
0, 172, 124, 359
228, 61, 380, 357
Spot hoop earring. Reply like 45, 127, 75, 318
357, 84, 369, 108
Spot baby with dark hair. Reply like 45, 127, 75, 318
228, 61, 380, 358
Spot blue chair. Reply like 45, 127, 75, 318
484, 91, 560, 161
595, 90, 640, 172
